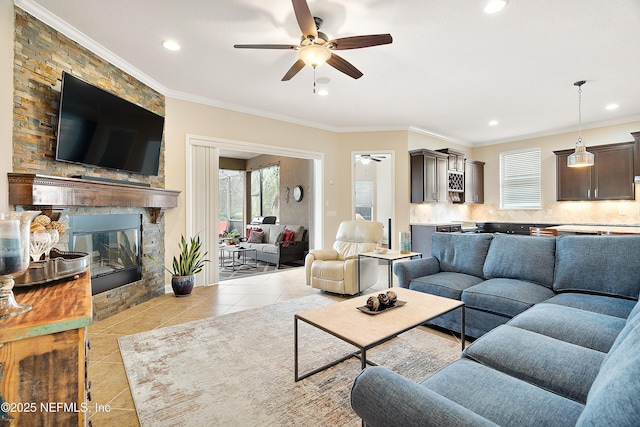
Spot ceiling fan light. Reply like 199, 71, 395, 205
299, 45, 331, 67
484, 0, 508, 13
360, 157, 371, 165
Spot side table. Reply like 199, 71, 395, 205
357, 250, 422, 293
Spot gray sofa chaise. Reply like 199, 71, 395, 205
241, 224, 308, 268
351, 233, 640, 426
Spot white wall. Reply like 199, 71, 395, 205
471, 121, 640, 224
0, 0, 13, 211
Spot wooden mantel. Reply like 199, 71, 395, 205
8, 173, 180, 222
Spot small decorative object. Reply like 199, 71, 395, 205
386, 290, 397, 305
293, 185, 304, 202
147, 234, 210, 297
357, 296, 407, 315
399, 231, 411, 254
373, 246, 388, 254
366, 296, 380, 311
0, 211, 41, 318
377, 292, 390, 307
29, 229, 51, 262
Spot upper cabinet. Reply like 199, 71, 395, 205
410, 149, 448, 203
555, 141, 636, 201
464, 160, 485, 204
436, 148, 466, 172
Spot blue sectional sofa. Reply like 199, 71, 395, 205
350, 233, 640, 426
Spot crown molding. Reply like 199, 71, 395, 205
14, 0, 169, 95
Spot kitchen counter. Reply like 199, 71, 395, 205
547, 225, 640, 235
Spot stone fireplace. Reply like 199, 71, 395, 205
8, 173, 180, 320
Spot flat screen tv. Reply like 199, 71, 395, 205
55, 71, 164, 176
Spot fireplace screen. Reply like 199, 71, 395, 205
68, 214, 142, 295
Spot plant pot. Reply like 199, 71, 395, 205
171, 275, 195, 297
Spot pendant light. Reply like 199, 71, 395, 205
567, 80, 595, 168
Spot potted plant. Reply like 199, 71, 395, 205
148, 234, 210, 297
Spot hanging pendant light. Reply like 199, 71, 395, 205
567, 80, 594, 168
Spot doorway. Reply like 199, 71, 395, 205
187, 135, 324, 285
352, 151, 395, 247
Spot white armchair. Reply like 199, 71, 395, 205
305, 220, 383, 295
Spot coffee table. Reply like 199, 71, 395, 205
219, 246, 257, 271
294, 287, 464, 381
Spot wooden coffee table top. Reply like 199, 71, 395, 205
295, 287, 463, 348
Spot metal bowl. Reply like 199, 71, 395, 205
14, 248, 89, 287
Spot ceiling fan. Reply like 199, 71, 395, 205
358, 154, 385, 164
233, 0, 392, 81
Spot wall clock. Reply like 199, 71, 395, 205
293, 185, 304, 202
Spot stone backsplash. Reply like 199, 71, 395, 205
411, 196, 640, 226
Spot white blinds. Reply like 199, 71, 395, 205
500, 148, 541, 209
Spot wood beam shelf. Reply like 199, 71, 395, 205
8, 173, 180, 223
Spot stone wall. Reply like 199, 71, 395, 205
12, 7, 167, 319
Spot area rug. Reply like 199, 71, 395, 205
218, 260, 302, 281
118, 294, 461, 427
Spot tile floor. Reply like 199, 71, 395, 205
87, 266, 461, 426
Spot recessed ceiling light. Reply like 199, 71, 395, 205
317, 89, 329, 96
605, 103, 619, 110
484, 0, 508, 14
488, 120, 499, 126
163, 40, 181, 51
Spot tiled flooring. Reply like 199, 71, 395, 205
87, 266, 461, 426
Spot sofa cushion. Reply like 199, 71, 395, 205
576, 314, 640, 426
431, 233, 493, 278
409, 272, 485, 300
628, 298, 640, 324
508, 303, 626, 352
263, 224, 286, 244
247, 231, 264, 243
554, 235, 640, 298
462, 325, 605, 404
462, 278, 555, 318
544, 293, 636, 319
483, 234, 556, 287
421, 359, 584, 427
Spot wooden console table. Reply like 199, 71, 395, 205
0, 270, 92, 426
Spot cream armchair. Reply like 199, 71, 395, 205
305, 220, 383, 295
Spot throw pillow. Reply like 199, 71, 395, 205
247, 231, 264, 243
283, 229, 295, 242
275, 232, 284, 243
247, 227, 262, 237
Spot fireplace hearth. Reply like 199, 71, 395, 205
68, 214, 142, 295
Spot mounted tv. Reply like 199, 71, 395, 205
55, 71, 164, 176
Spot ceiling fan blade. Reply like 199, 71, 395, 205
292, 0, 318, 39
329, 34, 393, 50
234, 44, 297, 50
326, 53, 363, 79
281, 59, 306, 81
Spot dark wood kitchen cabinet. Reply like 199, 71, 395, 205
555, 141, 635, 201
410, 149, 448, 203
464, 160, 485, 204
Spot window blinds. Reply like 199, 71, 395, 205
500, 148, 541, 209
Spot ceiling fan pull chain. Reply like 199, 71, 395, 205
313, 65, 317, 94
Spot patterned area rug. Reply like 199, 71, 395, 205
218, 260, 303, 281
118, 294, 460, 427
